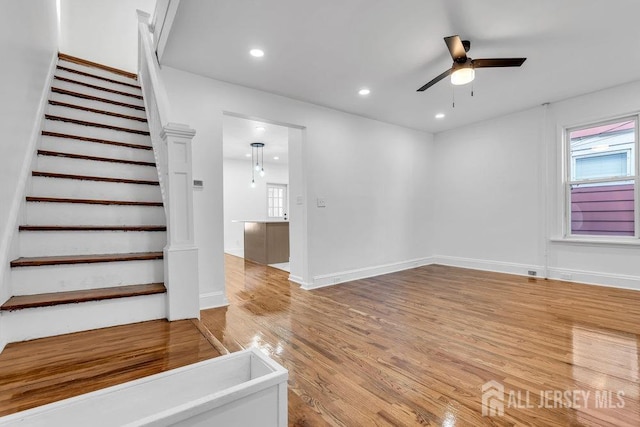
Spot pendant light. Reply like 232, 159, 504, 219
250, 142, 265, 187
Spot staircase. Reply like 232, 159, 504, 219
0, 53, 168, 342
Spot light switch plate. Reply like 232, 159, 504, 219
317, 198, 326, 208
296, 195, 303, 205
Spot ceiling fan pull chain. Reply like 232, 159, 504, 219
452, 86, 455, 108
471, 81, 474, 97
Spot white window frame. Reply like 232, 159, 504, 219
564, 114, 640, 240
266, 183, 288, 219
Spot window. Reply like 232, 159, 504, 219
574, 152, 629, 181
566, 117, 638, 238
267, 183, 287, 218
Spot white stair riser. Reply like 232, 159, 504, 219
31, 176, 161, 201
25, 202, 165, 226
12, 259, 164, 294
36, 155, 158, 181
57, 60, 139, 87
55, 69, 141, 97
44, 118, 151, 146
47, 104, 150, 133
19, 230, 166, 257
1, 59, 168, 346
50, 91, 147, 120
52, 79, 145, 108
40, 135, 153, 163
1, 293, 165, 343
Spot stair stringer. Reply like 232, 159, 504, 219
0, 52, 59, 353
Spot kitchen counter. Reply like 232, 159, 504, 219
234, 220, 289, 264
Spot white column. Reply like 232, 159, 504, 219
162, 123, 199, 320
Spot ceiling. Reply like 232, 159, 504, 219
222, 115, 289, 165
161, 0, 640, 134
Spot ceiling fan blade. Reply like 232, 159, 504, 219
444, 35, 467, 62
471, 58, 526, 68
417, 69, 452, 92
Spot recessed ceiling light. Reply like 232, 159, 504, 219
273, 156, 279, 160
255, 126, 265, 132
358, 88, 371, 96
435, 113, 445, 119
245, 153, 251, 157
249, 48, 264, 58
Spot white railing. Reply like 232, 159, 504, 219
149, 0, 176, 60
137, 10, 200, 320
149, 0, 169, 51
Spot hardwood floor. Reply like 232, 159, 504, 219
0, 319, 220, 416
200, 255, 640, 426
0, 256, 638, 426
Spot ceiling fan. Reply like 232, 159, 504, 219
417, 35, 526, 92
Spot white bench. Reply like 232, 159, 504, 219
0, 348, 288, 426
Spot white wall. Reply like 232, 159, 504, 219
434, 108, 545, 274
545, 81, 640, 288
0, 0, 59, 349
59, 0, 156, 73
287, 128, 306, 283
161, 66, 435, 299
223, 159, 289, 253
434, 80, 640, 289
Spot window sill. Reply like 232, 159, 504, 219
549, 237, 640, 248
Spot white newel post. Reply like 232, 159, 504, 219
162, 123, 199, 320
139, 8, 201, 320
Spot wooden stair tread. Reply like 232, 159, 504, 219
41, 131, 152, 150
32, 171, 159, 186
58, 53, 138, 80
54, 76, 142, 100
11, 252, 164, 267
37, 149, 155, 166
26, 197, 163, 207
45, 115, 150, 136
49, 100, 148, 123
0, 283, 165, 311
51, 87, 145, 111
57, 65, 141, 90
19, 225, 166, 232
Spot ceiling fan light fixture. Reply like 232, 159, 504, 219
417, 35, 526, 92
451, 67, 475, 86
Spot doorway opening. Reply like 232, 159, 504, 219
221, 113, 306, 281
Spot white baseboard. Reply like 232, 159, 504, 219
224, 248, 244, 258
304, 256, 434, 290
199, 291, 229, 310
0, 320, 6, 354
288, 274, 311, 288
433, 255, 545, 278
547, 267, 640, 291
433, 255, 640, 291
